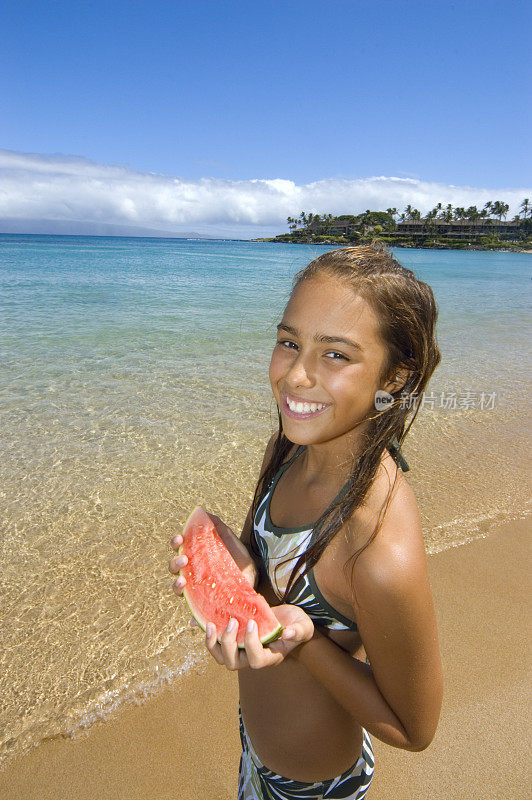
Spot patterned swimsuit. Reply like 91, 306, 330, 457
238, 447, 375, 800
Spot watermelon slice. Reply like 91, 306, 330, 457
178, 506, 283, 649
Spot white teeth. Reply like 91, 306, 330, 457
286, 398, 326, 414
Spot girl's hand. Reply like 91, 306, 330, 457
205, 604, 314, 670
169, 512, 258, 594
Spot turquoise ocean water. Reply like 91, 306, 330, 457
0, 234, 530, 765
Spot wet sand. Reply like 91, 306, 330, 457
0, 517, 529, 800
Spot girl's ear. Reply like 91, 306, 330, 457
383, 366, 411, 394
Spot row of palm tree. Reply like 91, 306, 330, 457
287, 199, 530, 231
287, 212, 334, 230
400, 201, 514, 223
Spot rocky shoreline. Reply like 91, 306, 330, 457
251, 237, 532, 253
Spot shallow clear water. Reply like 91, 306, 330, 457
0, 235, 530, 765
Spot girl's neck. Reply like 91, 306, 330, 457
295, 426, 368, 486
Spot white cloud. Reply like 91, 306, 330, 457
0, 149, 530, 238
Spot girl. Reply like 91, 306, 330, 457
169, 244, 443, 799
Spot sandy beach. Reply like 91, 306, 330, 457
0, 516, 528, 800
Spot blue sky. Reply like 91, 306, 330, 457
1, 0, 531, 236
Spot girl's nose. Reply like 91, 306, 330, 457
286, 353, 314, 388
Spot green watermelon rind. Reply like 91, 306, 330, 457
177, 508, 283, 650
180, 587, 283, 650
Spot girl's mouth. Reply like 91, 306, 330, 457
282, 394, 330, 419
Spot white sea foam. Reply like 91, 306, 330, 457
0, 634, 206, 767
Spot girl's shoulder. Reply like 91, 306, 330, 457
366, 451, 420, 529
317, 453, 424, 604
344, 453, 426, 581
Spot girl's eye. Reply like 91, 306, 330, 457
325, 351, 348, 361
277, 339, 298, 350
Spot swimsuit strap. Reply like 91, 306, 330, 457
388, 436, 410, 472
265, 444, 306, 496
267, 445, 351, 533
279, 444, 306, 473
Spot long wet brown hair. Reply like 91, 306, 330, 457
250, 243, 441, 601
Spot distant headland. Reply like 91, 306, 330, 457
253, 200, 532, 251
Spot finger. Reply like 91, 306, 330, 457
285, 622, 309, 641
169, 554, 188, 574
282, 626, 296, 641
244, 620, 267, 669
245, 620, 282, 668
172, 576, 186, 595
220, 617, 241, 669
205, 622, 225, 666
171, 534, 183, 550
280, 621, 312, 645
207, 514, 230, 538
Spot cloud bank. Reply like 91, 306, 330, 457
1, 149, 529, 238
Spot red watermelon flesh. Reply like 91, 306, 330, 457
178, 506, 283, 649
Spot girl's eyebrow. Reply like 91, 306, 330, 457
276, 323, 364, 352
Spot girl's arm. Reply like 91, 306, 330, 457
292, 491, 443, 752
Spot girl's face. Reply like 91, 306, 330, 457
269, 274, 395, 448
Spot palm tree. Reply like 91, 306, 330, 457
520, 198, 530, 219
322, 213, 334, 233
465, 206, 481, 222
403, 205, 414, 221
443, 204, 453, 222
423, 208, 439, 238
287, 216, 298, 231
358, 210, 372, 236
483, 201, 493, 218
386, 207, 398, 220
491, 201, 509, 221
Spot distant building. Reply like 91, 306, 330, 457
396, 220, 520, 240
304, 217, 358, 237
286, 216, 525, 243
329, 220, 358, 236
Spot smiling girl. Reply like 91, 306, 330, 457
170, 244, 443, 799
